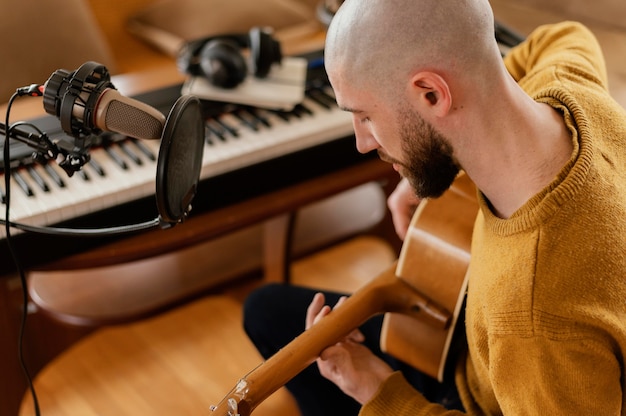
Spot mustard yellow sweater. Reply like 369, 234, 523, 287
361, 22, 626, 416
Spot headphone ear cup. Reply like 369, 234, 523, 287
199, 39, 248, 88
248, 27, 282, 78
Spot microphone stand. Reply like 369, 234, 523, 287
0, 121, 91, 176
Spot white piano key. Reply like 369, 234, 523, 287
0, 178, 33, 220
27, 165, 66, 225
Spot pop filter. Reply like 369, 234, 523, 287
157, 94, 204, 224
1, 94, 205, 236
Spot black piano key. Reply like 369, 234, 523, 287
319, 87, 339, 104
206, 120, 228, 142
307, 89, 334, 109
77, 169, 90, 181
131, 139, 156, 161
43, 164, 65, 188
12, 171, 33, 197
27, 166, 50, 192
204, 125, 214, 146
244, 107, 271, 128
88, 158, 106, 177
234, 109, 259, 132
271, 110, 292, 121
215, 117, 239, 137
104, 146, 128, 170
293, 103, 314, 117
279, 104, 306, 119
119, 142, 143, 166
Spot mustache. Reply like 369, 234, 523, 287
377, 149, 402, 166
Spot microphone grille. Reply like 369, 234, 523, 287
105, 99, 164, 140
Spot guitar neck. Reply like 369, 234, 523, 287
209, 265, 449, 415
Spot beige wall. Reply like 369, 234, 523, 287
494, 0, 626, 30
490, 0, 626, 108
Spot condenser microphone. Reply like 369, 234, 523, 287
1, 62, 205, 236
42, 61, 166, 140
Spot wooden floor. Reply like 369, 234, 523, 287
19, 236, 397, 416
19, 1, 626, 414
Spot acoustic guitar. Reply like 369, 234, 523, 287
209, 173, 478, 416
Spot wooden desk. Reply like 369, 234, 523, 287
0, 28, 400, 416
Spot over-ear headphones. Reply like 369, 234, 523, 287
177, 27, 282, 89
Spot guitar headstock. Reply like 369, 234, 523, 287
209, 379, 252, 416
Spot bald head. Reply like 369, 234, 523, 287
325, 0, 500, 99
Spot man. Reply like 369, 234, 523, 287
244, 0, 626, 414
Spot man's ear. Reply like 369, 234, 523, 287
409, 72, 452, 117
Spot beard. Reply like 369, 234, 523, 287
391, 108, 460, 199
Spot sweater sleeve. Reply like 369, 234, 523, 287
359, 372, 465, 416
504, 21, 609, 90
485, 332, 623, 415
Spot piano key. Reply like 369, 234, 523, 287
119, 141, 143, 166
215, 117, 239, 137
26, 166, 50, 193
43, 164, 65, 188
23, 165, 67, 226
131, 139, 156, 161
293, 103, 313, 116
206, 119, 229, 141
307, 89, 333, 109
22, 163, 91, 221
271, 109, 292, 122
104, 146, 129, 170
55, 162, 110, 214
233, 109, 260, 131
87, 145, 155, 206
1, 172, 43, 220
245, 107, 271, 128
12, 170, 33, 197
87, 157, 106, 177
76, 168, 90, 181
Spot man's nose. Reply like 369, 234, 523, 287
352, 118, 378, 154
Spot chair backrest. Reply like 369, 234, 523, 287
0, 0, 116, 103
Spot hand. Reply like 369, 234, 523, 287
387, 177, 421, 240
306, 293, 394, 404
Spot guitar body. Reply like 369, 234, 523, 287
381, 173, 477, 381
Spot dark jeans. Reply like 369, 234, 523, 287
243, 283, 464, 416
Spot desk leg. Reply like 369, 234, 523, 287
262, 213, 297, 283
261, 171, 404, 286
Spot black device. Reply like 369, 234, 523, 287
43, 61, 166, 141
177, 27, 282, 89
